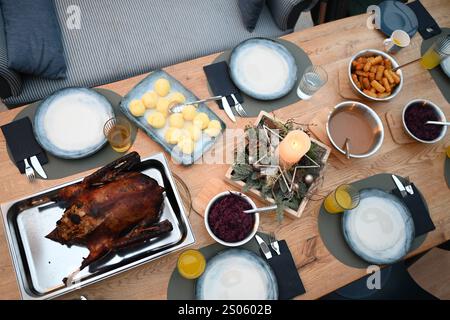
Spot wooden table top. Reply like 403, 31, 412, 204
0, 0, 449, 300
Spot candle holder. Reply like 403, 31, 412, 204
225, 112, 331, 220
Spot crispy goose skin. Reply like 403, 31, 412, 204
46, 152, 173, 271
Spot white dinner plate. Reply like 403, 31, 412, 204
34, 88, 114, 159
195, 249, 278, 300
342, 189, 415, 265
229, 38, 297, 100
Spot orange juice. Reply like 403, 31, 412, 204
177, 250, 206, 279
446, 146, 450, 158
107, 124, 131, 152
324, 188, 353, 213
421, 47, 442, 69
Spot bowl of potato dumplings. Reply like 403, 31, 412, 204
348, 49, 403, 102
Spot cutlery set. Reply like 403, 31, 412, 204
255, 233, 281, 260
24, 155, 47, 182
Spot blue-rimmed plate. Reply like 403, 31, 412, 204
343, 188, 415, 265
229, 38, 297, 100
34, 88, 114, 159
120, 70, 226, 166
196, 249, 278, 300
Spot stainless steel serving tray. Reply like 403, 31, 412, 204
1, 152, 195, 300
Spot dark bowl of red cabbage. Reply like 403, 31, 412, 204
204, 191, 259, 246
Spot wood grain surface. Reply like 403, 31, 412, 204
0, 0, 448, 300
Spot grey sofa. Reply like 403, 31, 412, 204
1, 0, 316, 108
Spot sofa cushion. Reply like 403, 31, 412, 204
0, 0, 67, 79
0, 4, 21, 98
238, 0, 265, 32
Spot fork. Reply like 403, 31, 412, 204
230, 94, 247, 117
268, 232, 281, 256
24, 158, 35, 182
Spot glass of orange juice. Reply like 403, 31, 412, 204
103, 116, 132, 153
420, 35, 450, 69
177, 249, 206, 280
324, 184, 360, 214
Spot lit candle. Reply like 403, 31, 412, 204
277, 130, 311, 169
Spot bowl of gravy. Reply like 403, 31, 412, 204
326, 101, 384, 158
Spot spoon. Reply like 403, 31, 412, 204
392, 57, 421, 72
169, 95, 223, 113
243, 205, 278, 214
426, 120, 450, 126
343, 138, 351, 160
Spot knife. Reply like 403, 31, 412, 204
30, 155, 47, 179
392, 175, 407, 197
221, 96, 236, 123
255, 234, 272, 260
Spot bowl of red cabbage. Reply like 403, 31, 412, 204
204, 191, 259, 247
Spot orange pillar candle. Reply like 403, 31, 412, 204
277, 130, 311, 169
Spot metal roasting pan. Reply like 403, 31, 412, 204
1, 152, 195, 300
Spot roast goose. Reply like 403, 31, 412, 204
45, 152, 173, 270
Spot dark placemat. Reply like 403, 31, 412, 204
407, 0, 441, 39
167, 232, 305, 300
208, 38, 312, 117
445, 155, 450, 189
318, 173, 428, 269
421, 28, 450, 103
8, 89, 137, 180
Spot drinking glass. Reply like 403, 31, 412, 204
324, 184, 360, 214
103, 116, 132, 153
177, 249, 206, 280
420, 35, 450, 69
297, 65, 328, 100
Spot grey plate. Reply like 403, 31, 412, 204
196, 248, 278, 300
342, 188, 415, 265
34, 88, 115, 159
120, 70, 226, 166
379, 0, 418, 38
229, 38, 297, 100
0, 153, 195, 300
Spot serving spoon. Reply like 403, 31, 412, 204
243, 204, 278, 214
426, 120, 450, 126
169, 95, 223, 113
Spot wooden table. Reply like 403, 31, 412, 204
0, 0, 449, 300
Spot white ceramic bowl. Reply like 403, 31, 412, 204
402, 99, 447, 144
204, 191, 259, 247
348, 49, 403, 102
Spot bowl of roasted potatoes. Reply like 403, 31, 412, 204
348, 49, 403, 101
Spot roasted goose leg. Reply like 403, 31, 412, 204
46, 152, 173, 271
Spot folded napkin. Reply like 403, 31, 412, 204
259, 240, 306, 300
203, 61, 243, 109
1, 117, 48, 174
391, 183, 435, 237
408, 0, 441, 39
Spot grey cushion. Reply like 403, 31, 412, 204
0, 0, 67, 79
5, 0, 288, 107
267, 0, 317, 31
0, 4, 21, 98
238, 0, 265, 32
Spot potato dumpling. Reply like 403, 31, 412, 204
156, 97, 170, 116
185, 124, 202, 142
208, 120, 221, 130
193, 112, 210, 130
154, 78, 170, 97
168, 113, 184, 128
181, 104, 197, 121
142, 91, 158, 109
169, 92, 186, 105
204, 127, 221, 137
146, 112, 166, 129
164, 127, 182, 144
177, 136, 195, 155
129, 99, 146, 117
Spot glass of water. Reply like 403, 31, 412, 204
297, 65, 328, 100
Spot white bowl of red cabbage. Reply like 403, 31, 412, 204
204, 191, 259, 247
402, 99, 447, 144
